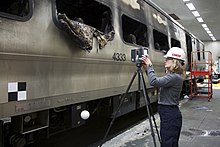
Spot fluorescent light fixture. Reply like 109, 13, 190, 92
208, 34, 213, 37
211, 36, 215, 39
186, 3, 196, 10
212, 38, 216, 41
204, 27, 209, 31
206, 30, 211, 34
196, 17, 204, 22
192, 11, 200, 17
183, 0, 190, 2
201, 24, 207, 28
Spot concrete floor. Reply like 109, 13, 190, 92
102, 89, 220, 147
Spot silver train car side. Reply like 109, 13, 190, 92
0, 0, 205, 146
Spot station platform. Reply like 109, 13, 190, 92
102, 88, 220, 147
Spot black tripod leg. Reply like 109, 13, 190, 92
100, 71, 138, 147
139, 71, 160, 147
141, 74, 161, 143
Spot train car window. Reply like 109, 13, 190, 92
196, 40, 201, 61
171, 38, 181, 48
197, 50, 201, 61
185, 34, 192, 71
122, 15, 149, 47
55, 0, 113, 34
153, 29, 169, 52
202, 48, 205, 59
0, 0, 32, 21
200, 43, 205, 60
54, 0, 115, 51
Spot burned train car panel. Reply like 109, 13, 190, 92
55, 0, 115, 51
151, 9, 168, 35
118, 0, 169, 75
168, 21, 183, 48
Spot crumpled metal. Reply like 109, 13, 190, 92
58, 13, 115, 52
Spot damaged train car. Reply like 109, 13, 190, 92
0, 0, 205, 146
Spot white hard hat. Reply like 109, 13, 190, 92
164, 47, 186, 61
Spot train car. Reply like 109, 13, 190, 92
0, 0, 205, 146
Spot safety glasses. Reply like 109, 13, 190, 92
165, 57, 173, 61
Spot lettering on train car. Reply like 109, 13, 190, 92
112, 52, 126, 61
54, 0, 115, 52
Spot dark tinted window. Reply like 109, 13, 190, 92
171, 38, 181, 48
153, 29, 169, 52
122, 15, 149, 47
0, 0, 32, 21
185, 34, 192, 71
56, 0, 113, 33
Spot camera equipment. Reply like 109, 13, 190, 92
131, 47, 148, 63
100, 48, 161, 147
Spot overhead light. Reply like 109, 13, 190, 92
201, 24, 207, 28
204, 28, 210, 31
212, 38, 216, 41
186, 3, 196, 10
196, 17, 204, 22
192, 11, 200, 17
183, 2, 214, 41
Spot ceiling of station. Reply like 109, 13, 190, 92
150, 0, 220, 42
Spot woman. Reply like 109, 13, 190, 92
142, 47, 186, 147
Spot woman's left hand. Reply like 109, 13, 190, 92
141, 55, 152, 70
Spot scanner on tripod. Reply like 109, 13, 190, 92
131, 47, 148, 63
100, 47, 161, 147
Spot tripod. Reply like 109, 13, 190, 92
100, 62, 161, 147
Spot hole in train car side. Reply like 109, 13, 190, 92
52, 0, 115, 51
122, 15, 149, 47
153, 29, 169, 53
0, 0, 33, 21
